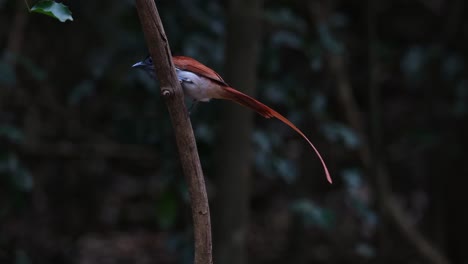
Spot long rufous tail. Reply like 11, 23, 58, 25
220, 87, 332, 184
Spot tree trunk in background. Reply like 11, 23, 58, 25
212, 0, 262, 264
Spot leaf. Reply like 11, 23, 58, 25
321, 122, 361, 149
265, 8, 306, 33
68, 80, 95, 105
156, 191, 178, 229
441, 54, 464, 81
355, 243, 376, 258
291, 199, 334, 229
0, 59, 16, 85
253, 130, 273, 153
317, 23, 344, 54
14, 54, 47, 81
273, 158, 297, 184
309, 92, 327, 114
12, 167, 34, 192
401, 46, 426, 81
194, 123, 214, 143
342, 168, 378, 228
271, 30, 302, 49
31, 1, 73, 22
15, 249, 32, 264
0, 125, 24, 143
0, 154, 34, 192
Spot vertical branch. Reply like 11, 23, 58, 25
134, 1, 212, 264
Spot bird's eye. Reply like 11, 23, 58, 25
147, 57, 153, 64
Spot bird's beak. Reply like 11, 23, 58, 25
132, 61, 144, 68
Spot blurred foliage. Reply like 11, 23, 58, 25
291, 199, 335, 230
29, 0, 73, 22
0, 58, 16, 85
1, 0, 467, 263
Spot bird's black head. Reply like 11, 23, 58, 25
132, 55, 156, 79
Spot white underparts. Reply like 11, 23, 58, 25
176, 69, 222, 102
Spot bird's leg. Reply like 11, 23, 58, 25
188, 99, 198, 115
177, 77, 197, 115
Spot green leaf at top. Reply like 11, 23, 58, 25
30, 1, 73, 22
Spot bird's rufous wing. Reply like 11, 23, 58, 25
173, 56, 229, 86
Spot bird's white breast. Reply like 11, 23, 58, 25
176, 69, 222, 102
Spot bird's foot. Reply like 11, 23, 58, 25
188, 99, 198, 115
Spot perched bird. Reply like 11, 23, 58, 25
133, 55, 332, 183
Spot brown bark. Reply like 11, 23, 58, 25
134, 1, 212, 264
212, 0, 262, 264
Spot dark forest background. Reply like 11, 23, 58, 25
1, 0, 467, 263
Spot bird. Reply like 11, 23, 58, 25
132, 55, 332, 183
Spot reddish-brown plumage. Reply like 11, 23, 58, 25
172, 56, 332, 183
173, 56, 228, 86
